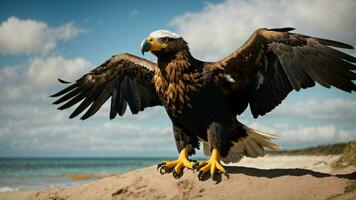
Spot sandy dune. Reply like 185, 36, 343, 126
26, 155, 355, 200
230, 155, 354, 174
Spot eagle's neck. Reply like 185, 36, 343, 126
157, 51, 194, 77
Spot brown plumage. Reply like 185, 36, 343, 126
51, 28, 355, 178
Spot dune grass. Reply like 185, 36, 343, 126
268, 142, 349, 156
330, 141, 356, 169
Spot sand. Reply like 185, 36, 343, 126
0, 191, 32, 200
229, 155, 354, 174
24, 155, 355, 200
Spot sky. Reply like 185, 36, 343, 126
0, 0, 355, 157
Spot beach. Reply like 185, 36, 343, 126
0, 191, 31, 200
2, 155, 354, 200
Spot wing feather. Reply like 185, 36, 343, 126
50, 83, 77, 97
216, 28, 355, 118
51, 53, 162, 120
69, 85, 102, 119
80, 82, 113, 120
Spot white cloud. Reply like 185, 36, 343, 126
0, 17, 83, 55
27, 56, 91, 89
0, 103, 174, 156
248, 122, 356, 149
271, 98, 356, 120
170, 0, 356, 61
277, 125, 356, 149
0, 56, 91, 102
0, 65, 26, 101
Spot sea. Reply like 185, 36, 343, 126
0, 157, 175, 192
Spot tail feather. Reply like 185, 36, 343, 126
245, 138, 264, 157
203, 125, 280, 163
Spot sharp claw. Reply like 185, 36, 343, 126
198, 170, 204, 180
193, 162, 198, 168
223, 172, 230, 180
211, 172, 217, 181
159, 166, 168, 175
172, 170, 181, 179
157, 162, 165, 170
156, 149, 195, 178
192, 162, 200, 171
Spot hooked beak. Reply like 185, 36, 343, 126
140, 36, 168, 55
141, 39, 151, 55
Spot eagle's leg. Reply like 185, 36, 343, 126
157, 125, 198, 178
157, 147, 195, 178
194, 148, 226, 180
193, 122, 230, 180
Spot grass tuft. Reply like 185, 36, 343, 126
330, 141, 356, 169
268, 142, 349, 156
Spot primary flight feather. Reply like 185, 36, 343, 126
51, 28, 355, 179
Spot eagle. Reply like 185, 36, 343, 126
51, 28, 356, 179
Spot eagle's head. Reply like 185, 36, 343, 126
141, 30, 189, 58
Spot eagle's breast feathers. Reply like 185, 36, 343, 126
153, 55, 202, 116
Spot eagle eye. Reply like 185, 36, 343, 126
161, 37, 171, 42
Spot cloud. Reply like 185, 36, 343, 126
248, 122, 356, 149
0, 56, 91, 102
0, 71, 172, 156
277, 125, 356, 149
27, 56, 91, 89
0, 109, 174, 156
170, 0, 356, 60
0, 85, 173, 156
0, 17, 84, 55
271, 98, 356, 120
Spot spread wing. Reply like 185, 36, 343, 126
51, 53, 162, 120
217, 27, 356, 118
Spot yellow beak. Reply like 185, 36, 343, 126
141, 36, 167, 55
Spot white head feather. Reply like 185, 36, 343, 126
149, 30, 181, 39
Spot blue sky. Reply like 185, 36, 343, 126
0, 0, 217, 65
0, 0, 355, 157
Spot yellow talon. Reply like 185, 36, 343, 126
157, 148, 194, 178
196, 148, 226, 179
165, 160, 179, 168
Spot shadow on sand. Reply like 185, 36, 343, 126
198, 166, 356, 184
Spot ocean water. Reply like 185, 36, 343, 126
0, 157, 173, 192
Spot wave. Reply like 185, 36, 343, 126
0, 187, 19, 192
